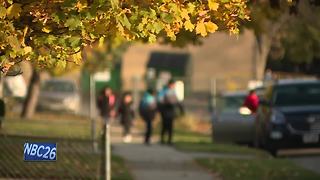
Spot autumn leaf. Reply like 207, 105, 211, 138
71, 52, 82, 65
42, 27, 52, 33
205, 21, 218, 33
23, 46, 32, 54
208, 0, 219, 11
0, 6, 6, 19
6, 3, 22, 19
196, 22, 207, 37
184, 20, 195, 32
148, 34, 156, 43
7, 36, 21, 51
180, 9, 189, 20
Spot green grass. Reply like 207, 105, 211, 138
173, 128, 269, 157
2, 114, 100, 139
196, 158, 320, 180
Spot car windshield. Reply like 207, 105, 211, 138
273, 83, 320, 106
42, 81, 75, 93
218, 95, 246, 113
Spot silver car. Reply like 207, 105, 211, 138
212, 91, 256, 144
37, 79, 80, 114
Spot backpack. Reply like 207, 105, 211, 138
139, 93, 155, 117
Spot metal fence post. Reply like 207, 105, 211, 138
90, 74, 98, 153
105, 121, 111, 180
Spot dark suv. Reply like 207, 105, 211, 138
255, 79, 320, 155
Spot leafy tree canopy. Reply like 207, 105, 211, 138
0, 0, 249, 75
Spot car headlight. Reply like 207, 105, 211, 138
271, 110, 286, 124
239, 107, 252, 115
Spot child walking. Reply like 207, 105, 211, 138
118, 92, 135, 143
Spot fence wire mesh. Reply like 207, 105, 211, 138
0, 107, 104, 179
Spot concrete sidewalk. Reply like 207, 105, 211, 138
111, 124, 215, 180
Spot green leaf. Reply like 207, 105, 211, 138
65, 17, 82, 30
69, 36, 81, 48
153, 22, 164, 34
220, 0, 230, 3
46, 35, 56, 44
118, 15, 131, 30
55, 60, 67, 70
7, 36, 21, 51
161, 13, 174, 23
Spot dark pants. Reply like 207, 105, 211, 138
144, 118, 153, 144
161, 117, 174, 144
121, 120, 131, 136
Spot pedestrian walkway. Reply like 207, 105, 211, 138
111, 123, 215, 180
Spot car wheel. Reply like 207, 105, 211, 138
264, 138, 278, 157
266, 144, 277, 157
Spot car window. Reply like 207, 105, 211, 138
218, 95, 245, 113
273, 83, 320, 106
42, 81, 75, 93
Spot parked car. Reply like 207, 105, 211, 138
37, 79, 80, 114
255, 79, 320, 156
212, 90, 261, 144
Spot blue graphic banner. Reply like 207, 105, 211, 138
24, 142, 57, 161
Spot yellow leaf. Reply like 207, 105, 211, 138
184, 20, 194, 32
142, 17, 148, 25
187, 3, 195, 14
0, 6, 6, 19
23, 46, 32, 54
180, 9, 189, 20
208, 0, 219, 11
205, 21, 218, 33
71, 52, 82, 65
42, 27, 52, 33
6, 3, 21, 19
98, 37, 105, 49
196, 22, 207, 37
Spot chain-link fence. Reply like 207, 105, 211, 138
0, 97, 106, 179
129, 76, 255, 122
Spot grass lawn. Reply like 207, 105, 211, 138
170, 118, 320, 180
0, 113, 132, 180
2, 113, 99, 139
196, 158, 320, 180
173, 128, 269, 157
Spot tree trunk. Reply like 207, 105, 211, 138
255, 34, 271, 80
21, 69, 41, 118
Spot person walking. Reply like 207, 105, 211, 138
118, 92, 135, 143
97, 86, 117, 124
159, 80, 183, 145
96, 86, 117, 179
139, 89, 157, 145
243, 89, 259, 113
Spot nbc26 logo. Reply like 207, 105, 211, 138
24, 142, 57, 161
